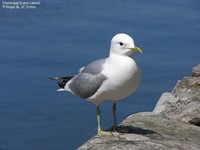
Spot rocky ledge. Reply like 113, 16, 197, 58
78, 64, 200, 150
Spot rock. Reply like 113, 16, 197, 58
78, 113, 200, 150
192, 64, 200, 77
153, 92, 178, 114
78, 65, 200, 150
153, 77, 200, 125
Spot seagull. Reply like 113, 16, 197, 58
50, 33, 142, 136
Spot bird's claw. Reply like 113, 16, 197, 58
98, 130, 112, 136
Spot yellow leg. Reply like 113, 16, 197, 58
96, 105, 112, 136
112, 102, 117, 131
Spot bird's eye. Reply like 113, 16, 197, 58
119, 42, 124, 46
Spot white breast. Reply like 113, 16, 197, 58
89, 54, 141, 105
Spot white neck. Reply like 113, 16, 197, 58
109, 51, 132, 59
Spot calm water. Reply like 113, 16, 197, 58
0, 0, 200, 149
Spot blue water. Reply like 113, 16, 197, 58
0, 0, 200, 149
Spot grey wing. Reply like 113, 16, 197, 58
68, 73, 107, 99
81, 58, 107, 75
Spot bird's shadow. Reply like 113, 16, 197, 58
106, 125, 157, 135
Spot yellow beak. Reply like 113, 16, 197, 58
129, 46, 143, 53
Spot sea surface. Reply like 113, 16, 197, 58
0, 0, 200, 149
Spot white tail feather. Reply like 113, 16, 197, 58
57, 89, 65, 92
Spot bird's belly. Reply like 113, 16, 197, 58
105, 67, 141, 101
89, 62, 141, 104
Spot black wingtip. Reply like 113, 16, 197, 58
57, 80, 68, 89
49, 76, 74, 88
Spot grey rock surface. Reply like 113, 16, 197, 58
78, 65, 200, 150
192, 64, 200, 77
153, 77, 200, 125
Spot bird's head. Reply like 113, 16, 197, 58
110, 33, 142, 56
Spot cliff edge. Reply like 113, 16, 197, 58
78, 64, 200, 150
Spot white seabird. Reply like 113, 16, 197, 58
50, 33, 142, 136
